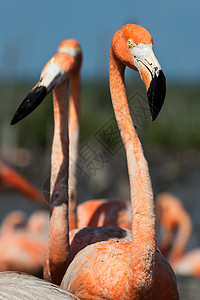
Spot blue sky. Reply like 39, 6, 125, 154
0, 0, 200, 81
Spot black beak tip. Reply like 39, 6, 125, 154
10, 86, 47, 125
151, 112, 158, 122
147, 70, 166, 121
10, 115, 19, 125
10, 105, 28, 125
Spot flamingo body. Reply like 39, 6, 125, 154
62, 243, 177, 300
0, 232, 47, 275
77, 199, 131, 229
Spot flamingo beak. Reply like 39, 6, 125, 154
10, 85, 47, 125
131, 44, 166, 121
11, 64, 68, 125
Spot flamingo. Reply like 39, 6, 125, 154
59, 24, 179, 299
0, 210, 49, 276
0, 271, 80, 299
0, 160, 44, 203
157, 192, 200, 277
11, 40, 132, 286
0, 161, 49, 276
0, 160, 48, 275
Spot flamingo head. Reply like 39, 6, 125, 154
58, 39, 82, 70
111, 24, 166, 120
11, 52, 76, 125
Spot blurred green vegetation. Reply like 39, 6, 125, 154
0, 79, 200, 151
142, 82, 200, 149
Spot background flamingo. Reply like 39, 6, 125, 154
0, 210, 49, 277
0, 159, 49, 276
77, 198, 131, 229
60, 24, 179, 299
157, 192, 200, 277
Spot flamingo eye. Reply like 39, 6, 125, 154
127, 40, 134, 48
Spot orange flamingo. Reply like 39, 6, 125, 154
0, 272, 80, 299
59, 24, 179, 299
157, 192, 200, 277
0, 160, 43, 203
11, 49, 76, 284
58, 41, 132, 231
0, 228, 48, 276
0, 160, 48, 275
0, 161, 49, 275
11, 40, 132, 287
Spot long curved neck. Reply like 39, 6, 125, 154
47, 82, 70, 285
68, 69, 80, 230
169, 211, 192, 267
0, 161, 42, 202
109, 50, 156, 299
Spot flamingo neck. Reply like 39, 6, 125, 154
68, 70, 80, 230
109, 50, 156, 298
169, 211, 192, 267
0, 161, 42, 201
46, 82, 70, 285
